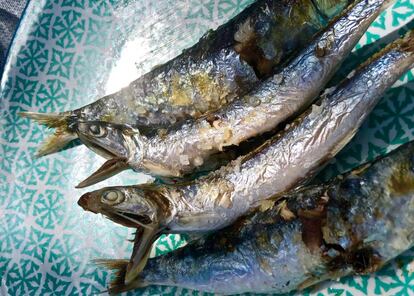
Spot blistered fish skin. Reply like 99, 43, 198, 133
79, 21, 414, 284
20, 0, 352, 156
75, 0, 352, 128
76, 0, 385, 183
163, 27, 414, 234
125, 140, 414, 295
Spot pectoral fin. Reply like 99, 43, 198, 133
125, 226, 160, 284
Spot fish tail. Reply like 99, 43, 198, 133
36, 129, 78, 157
19, 111, 78, 157
94, 259, 148, 295
18, 111, 69, 128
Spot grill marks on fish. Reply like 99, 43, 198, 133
326, 246, 383, 274
263, 176, 389, 291
298, 198, 328, 253
286, 190, 383, 284
233, 0, 335, 77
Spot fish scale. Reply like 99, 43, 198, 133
101, 140, 414, 294
75, 0, 382, 187
20, 0, 352, 156
78, 1, 413, 285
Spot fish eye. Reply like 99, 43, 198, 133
89, 124, 107, 137
101, 190, 125, 205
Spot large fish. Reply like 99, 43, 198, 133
78, 27, 414, 282
100, 139, 414, 294
75, 0, 387, 187
19, 0, 352, 157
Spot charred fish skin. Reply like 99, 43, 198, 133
163, 27, 414, 233
115, 140, 414, 295
78, 13, 414, 248
79, 21, 413, 285
19, 0, 352, 156
76, 0, 385, 182
76, 0, 352, 129
135, 0, 385, 175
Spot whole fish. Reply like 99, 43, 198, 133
75, 0, 385, 187
19, 0, 352, 157
99, 139, 414, 294
78, 27, 414, 282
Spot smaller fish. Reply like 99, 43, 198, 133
99, 139, 414, 294
79, 28, 414, 283
75, 0, 387, 186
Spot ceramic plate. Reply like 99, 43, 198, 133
0, 0, 413, 295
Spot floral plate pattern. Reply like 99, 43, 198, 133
0, 0, 413, 295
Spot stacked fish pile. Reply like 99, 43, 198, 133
20, 0, 414, 294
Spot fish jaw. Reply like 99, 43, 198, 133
76, 121, 134, 160
77, 186, 170, 228
76, 158, 129, 188
75, 121, 147, 186
78, 185, 176, 285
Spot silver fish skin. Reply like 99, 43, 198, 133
76, 0, 387, 184
160, 28, 414, 233
19, 0, 352, 157
78, 28, 414, 282
102, 139, 414, 294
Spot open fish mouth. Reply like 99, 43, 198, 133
76, 157, 129, 188
107, 210, 153, 229
79, 136, 119, 159
75, 122, 138, 187
76, 132, 130, 188
78, 190, 162, 283
78, 192, 154, 228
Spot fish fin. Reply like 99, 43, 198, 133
19, 111, 77, 156
94, 259, 148, 294
19, 111, 69, 128
125, 227, 159, 284
36, 129, 78, 157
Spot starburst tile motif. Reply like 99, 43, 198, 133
0, 0, 413, 295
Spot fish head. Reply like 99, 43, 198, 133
78, 185, 171, 281
75, 121, 145, 188
76, 121, 138, 160
78, 186, 169, 229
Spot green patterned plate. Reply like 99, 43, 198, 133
0, 0, 413, 295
